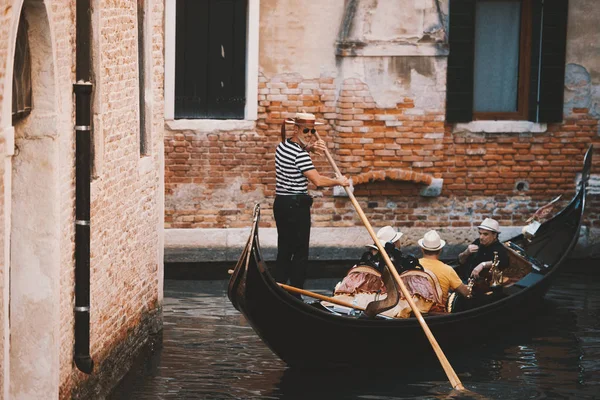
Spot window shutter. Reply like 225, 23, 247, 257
12, 14, 32, 121
528, 0, 543, 121
446, 0, 476, 123
174, 0, 247, 119
206, 0, 247, 119
531, 0, 569, 123
175, 0, 210, 119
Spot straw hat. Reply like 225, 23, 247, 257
418, 230, 446, 251
284, 111, 324, 125
477, 218, 500, 233
366, 226, 403, 250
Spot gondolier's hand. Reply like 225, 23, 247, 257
337, 176, 350, 187
308, 139, 327, 155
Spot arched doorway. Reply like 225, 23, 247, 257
6, 1, 61, 397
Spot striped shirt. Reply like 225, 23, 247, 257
275, 139, 315, 195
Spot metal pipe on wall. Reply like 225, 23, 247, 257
74, 0, 94, 374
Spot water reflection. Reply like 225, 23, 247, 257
110, 270, 600, 399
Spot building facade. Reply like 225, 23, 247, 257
0, 0, 165, 398
164, 0, 599, 260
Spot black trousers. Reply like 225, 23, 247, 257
273, 194, 313, 289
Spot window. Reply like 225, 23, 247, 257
12, 11, 32, 123
446, 0, 569, 123
173, 0, 247, 119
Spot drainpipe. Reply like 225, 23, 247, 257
74, 0, 94, 374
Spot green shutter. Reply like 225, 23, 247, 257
175, 0, 210, 119
537, 0, 569, 122
446, 0, 476, 123
175, 0, 247, 119
206, 0, 247, 119
528, 0, 543, 121
530, 0, 569, 122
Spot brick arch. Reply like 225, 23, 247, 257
352, 168, 434, 186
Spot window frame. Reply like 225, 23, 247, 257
445, 0, 569, 124
164, 0, 259, 123
473, 0, 532, 121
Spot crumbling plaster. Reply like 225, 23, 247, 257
349, 0, 448, 44
259, 0, 345, 77
338, 55, 446, 110
564, 0, 600, 123
166, 180, 265, 212
259, 0, 448, 110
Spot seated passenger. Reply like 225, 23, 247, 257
361, 225, 423, 275
325, 227, 433, 317
457, 218, 509, 281
332, 225, 405, 300
326, 226, 407, 313
417, 230, 471, 306
385, 268, 446, 318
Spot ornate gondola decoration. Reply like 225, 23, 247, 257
228, 146, 592, 368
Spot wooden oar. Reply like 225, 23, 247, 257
312, 131, 465, 391
227, 269, 367, 313
278, 283, 367, 311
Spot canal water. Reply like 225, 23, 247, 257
110, 267, 600, 399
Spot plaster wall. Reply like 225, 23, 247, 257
346, 0, 447, 43
259, 0, 345, 77
0, 1, 8, 396
564, 0, 600, 121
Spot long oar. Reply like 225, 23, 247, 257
312, 131, 465, 391
227, 269, 368, 313
278, 283, 367, 311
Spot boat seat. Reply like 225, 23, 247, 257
381, 269, 446, 318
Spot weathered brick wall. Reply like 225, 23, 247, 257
165, 73, 599, 231
59, 1, 165, 397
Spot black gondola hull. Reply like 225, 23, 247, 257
228, 146, 592, 368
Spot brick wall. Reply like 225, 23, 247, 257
165, 73, 599, 232
59, 1, 165, 397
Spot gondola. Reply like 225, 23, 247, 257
228, 146, 593, 368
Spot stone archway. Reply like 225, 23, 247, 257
7, 1, 61, 398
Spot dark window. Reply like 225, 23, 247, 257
12, 12, 32, 123
175, 0, 247, 119
446, 0, 568, 123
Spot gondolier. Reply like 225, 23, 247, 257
274, 112, 350, 291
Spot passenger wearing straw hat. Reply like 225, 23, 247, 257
418, 230, 471, 304
361, 226, 422, 274
274, 112, 350, 291
457, 218, 509, 281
